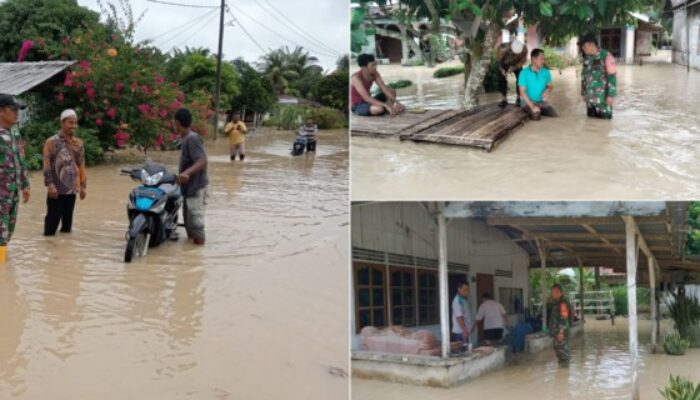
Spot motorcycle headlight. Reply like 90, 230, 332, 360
141, 170, 164, 186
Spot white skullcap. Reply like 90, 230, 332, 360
510, 39, 524, 54
60, 109, 77, 121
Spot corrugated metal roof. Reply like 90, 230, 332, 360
0, 61, 75, 96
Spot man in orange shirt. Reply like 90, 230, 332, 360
43, 109, 87, 235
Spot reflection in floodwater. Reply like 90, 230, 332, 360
352, 319, 700, 400
0, 129, 349, 399
351, 51, 700, 200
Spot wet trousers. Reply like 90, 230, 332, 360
0, 190, 19, 245
44, 194, 77, 235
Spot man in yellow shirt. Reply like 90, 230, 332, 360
225, 114, 247, 161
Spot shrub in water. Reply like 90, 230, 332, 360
658, 375, 700, 400
388, 80, 413, 90
664, 332, 690, 356
433, 66, 464, 79
309, 107, 347, 129
668, 293, 700, 340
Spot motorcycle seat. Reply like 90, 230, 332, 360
159, 183, 181, 200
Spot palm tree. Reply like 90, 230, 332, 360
257, 49, 300, 94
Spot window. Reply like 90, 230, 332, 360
390, 268, 415, 326
418, 271, 439, 325
499, 287, 524, 314
354, 263, 386, 333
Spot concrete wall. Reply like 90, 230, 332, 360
636, 31, 654, 56
351, 202, 530, 350
672, 4, 700, 70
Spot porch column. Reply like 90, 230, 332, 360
579, 262, 585, 322
625, 26, 636, 64
624, 216, 640, 400
536, 239, 548, 333
437, 203, 450, 359
649, 257, 658, 352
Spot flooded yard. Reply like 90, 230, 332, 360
351, 51, 700, 200
352, 318, 700, 399
0, 129, 349, 399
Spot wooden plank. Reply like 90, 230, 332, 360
351, 109, 451, 137
403, 104, 529, 151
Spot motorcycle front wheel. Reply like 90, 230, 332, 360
124, 230, 147, 263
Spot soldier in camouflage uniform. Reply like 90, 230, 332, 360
580, 33, 617, 119
0, 94, 31, 261
548, 283, 571, 367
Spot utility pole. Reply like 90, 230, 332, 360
214, 0, 225, 140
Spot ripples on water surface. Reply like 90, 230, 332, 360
0, 129, 349, 399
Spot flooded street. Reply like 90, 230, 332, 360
0, 129, 349, 399
352, 319, 700, 399
351, 51, 700, 200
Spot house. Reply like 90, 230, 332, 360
0, 61, 75, 126
351, 201, 692, 390
665, 0, 700, 69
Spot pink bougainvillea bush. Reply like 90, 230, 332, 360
29, 30, 212, 151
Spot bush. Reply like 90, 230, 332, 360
21, 122, 104, 171
687, 324, 700, 348
664, 332, 690, 356
659, 375, 700, 400
611, 286, 651, 316
388, 80, 413, 90
543, 47, 578, 70
309, 107, 347, 129
668, 293, 700, 340
433, 66, 464, 79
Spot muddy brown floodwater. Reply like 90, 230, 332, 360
352, 318, 700, 400
0, 128, 349, 399
351, 51, 700, 200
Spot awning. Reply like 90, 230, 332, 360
0, 61, 75, 96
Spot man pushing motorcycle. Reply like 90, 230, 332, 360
173, 108, 208, 246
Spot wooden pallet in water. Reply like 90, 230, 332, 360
351, 103, 529, 152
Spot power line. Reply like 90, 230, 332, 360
145, 7, 219, 43
163, 8, 220, 51
252, 0, 341, 56
226, 3, 339, 58
145, 0, 218, 9
226, 12, 268, 55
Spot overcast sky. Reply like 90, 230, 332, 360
76, 0, 349, 71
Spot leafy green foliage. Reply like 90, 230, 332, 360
20, 122, 103, 171
659, 375, 700, 400
611, 286, 651, 316
0, 0, 102, 62
667, 293, 700, 340
309, 107, 347, 129
664, 333, 690, 356
387, 80, 413, 90
433, 66, 465, 78
543, 47, 579, 70
686, 202, 700, 255
314, 70, 349, 114
167, 48, 240, 107
229, 58, 276, 117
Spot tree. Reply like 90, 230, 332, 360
315, 69, 349, 114
257, 46, 321, 95
354, 0, 660, 108
171, 50, 240, 108
230, 58, 276, 119
0, 0, 102, 61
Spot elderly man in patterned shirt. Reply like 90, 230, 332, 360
43, 109, 87, 236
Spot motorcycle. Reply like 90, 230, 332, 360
291, 135, 306, 156
121, 163, 182, 262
